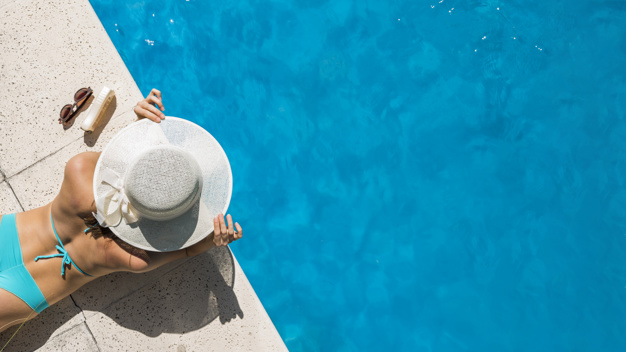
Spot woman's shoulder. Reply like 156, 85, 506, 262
58, 152, 152, 274
58, 152, 101, 217
65, 152, 101, 181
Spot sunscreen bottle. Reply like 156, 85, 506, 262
81, 87, 115, 132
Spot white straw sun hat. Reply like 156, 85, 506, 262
92, 117, 232, 252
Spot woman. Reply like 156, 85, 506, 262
0, 89, 242, 332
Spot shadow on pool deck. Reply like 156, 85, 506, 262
83, 94, 117, 147
0, 0, 285, 348
0, 247, 242, 351
59, 93, 118, 147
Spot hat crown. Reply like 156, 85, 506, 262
124, 145, 202, 221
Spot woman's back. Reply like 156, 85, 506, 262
0, 90, 243, 333
0, 152, 148, 332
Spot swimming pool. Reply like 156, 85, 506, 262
90, 0, 626, 350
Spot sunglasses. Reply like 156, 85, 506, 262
59, 87, 93, 125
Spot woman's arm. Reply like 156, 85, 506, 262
131, 213, 243, 273
123, 90, 244, 272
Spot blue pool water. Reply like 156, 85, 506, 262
90, 1, 626, 350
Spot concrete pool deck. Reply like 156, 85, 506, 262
0, 0, 286, 350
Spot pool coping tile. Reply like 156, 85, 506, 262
0, 0, 142, 179
0, 181, 23, 214
83, 249, 287, 352
0, 297, 86, 352
0, 0, 286, 350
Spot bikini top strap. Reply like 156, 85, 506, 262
33, 214, 94, 277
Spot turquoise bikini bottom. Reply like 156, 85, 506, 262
0, 214, 49, 313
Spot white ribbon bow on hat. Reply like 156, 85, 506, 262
94, 168, 140, 227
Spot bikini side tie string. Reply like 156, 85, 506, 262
34, 214, 94, 277
34, 245, 91, 277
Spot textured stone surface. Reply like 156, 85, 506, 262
0, 297, 84, 352
70, 256, 188, 320
8, 110, 138, 211
35, 323, 99, 352
0, 0, 143, 178
0, 0, 16, 10
0, 181, 22, 214
0, 0, 285, 350
85, 248, 286, 352
178, 253, 288, 352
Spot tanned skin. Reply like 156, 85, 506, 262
0, 89, 242, 332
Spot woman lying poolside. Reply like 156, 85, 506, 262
0, 89, 242, 333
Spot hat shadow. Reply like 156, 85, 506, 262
84, 246, 242, 336
0, 247, 241, 350
133, 200, 210, 251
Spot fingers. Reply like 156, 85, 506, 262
214, 214, 229, 247
234, 222, 243, 240
140, 97, 164, 117
147, 95, 165, 112
134, 89, 165, 123
226, 214, 235, 237
133, 105, 155, 122
219, 214, 228, 238
136, 100, 165, 122
212, 214, 242, 247
134, 105, 160, 123
213, 216, 223, 246
149, 88, 162, 101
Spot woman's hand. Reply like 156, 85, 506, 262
213, 214, 243, 247
133, 88, 165, 123
185, 214, 243, 257
136, 214, 242, 272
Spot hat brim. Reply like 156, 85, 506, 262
93, 117, 232, 252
